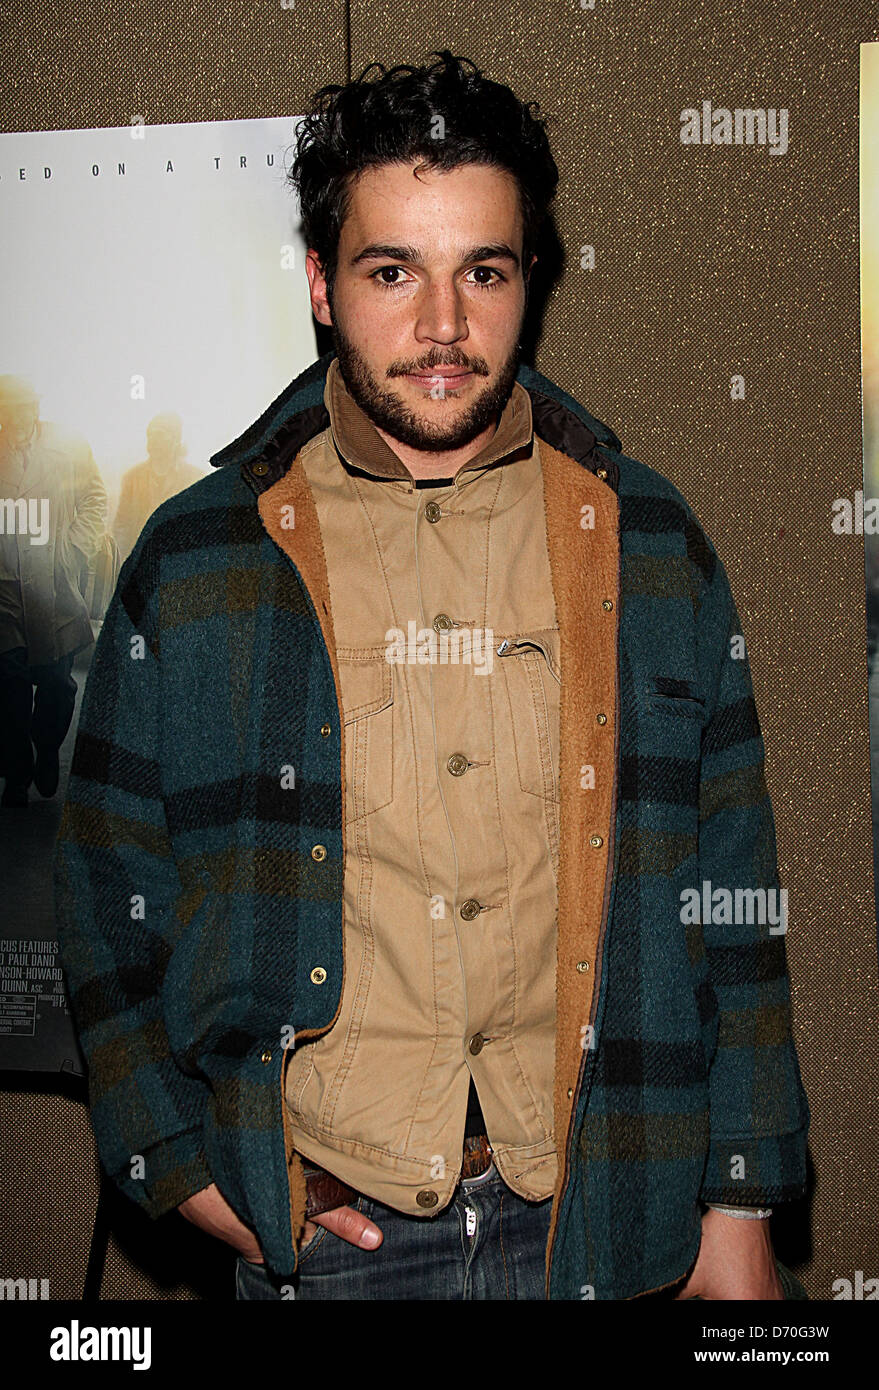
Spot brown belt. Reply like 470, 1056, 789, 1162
301, 1133, 494, 1220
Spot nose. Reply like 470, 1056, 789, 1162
414, 278, 468, 347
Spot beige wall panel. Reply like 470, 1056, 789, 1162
0, 1, 349, 132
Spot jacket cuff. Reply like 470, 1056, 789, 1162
110, 1128, 214, 1220
699, 1128, 808, 1207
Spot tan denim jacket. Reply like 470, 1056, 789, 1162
260, 358, 565, 1214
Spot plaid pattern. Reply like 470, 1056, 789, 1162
53, 351, 808, 1299
547, 475, 810, 1298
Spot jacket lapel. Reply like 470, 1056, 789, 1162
537, 438, 620, 1274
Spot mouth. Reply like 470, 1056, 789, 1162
404, 369, 474, 390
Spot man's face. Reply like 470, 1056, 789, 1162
146, 420, 180, 465
0, 401, 39, 441
306, 161, 532, 453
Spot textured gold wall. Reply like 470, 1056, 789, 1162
1, 0, 877, 1301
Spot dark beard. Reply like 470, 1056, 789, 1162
330, 320, 521, 454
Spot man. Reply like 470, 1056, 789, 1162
0, 375, 107, 808
112, 412, 203, 564
53, 52, 809, 1300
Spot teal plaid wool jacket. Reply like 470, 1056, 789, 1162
53, 352, 809, 1299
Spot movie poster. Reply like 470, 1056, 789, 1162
0, 116, 316, 1070
861, 45, 879, 947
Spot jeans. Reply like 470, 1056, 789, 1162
234, 1160, 810, 1301
0, 645, 76, 787
234, 1161, 553, 1301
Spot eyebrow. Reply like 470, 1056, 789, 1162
349, 242, 521, 272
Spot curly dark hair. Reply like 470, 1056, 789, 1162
287, 50, 559, 300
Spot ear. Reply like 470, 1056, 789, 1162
523, 252, 538, 306
305, 250, 334, 327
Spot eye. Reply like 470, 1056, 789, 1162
371, 266, 413, 288
466, 266, 505, 288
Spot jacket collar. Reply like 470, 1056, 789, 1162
209, 350, 623, 495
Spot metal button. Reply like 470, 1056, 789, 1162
460, 899, 482, 921
252, 461, 269, 477
596, 467, 608, 481
311, 844, 327, 861
425, 502, 442, 523
433, 613, 454, 633
589, 835, 603, 848
320, 723, 331, 737
417, 1190, 439, 1208
261, 1050, 272, 1064
576, 960, 590, 973
468, 1033, 485, 1055
602, 599, 613, 611
310, 967, 327, 985
596, 713, 607, 725
447, 753, 469, 776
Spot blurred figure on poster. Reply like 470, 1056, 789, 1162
0, 375, 108, 809
113, 412, 203, 563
